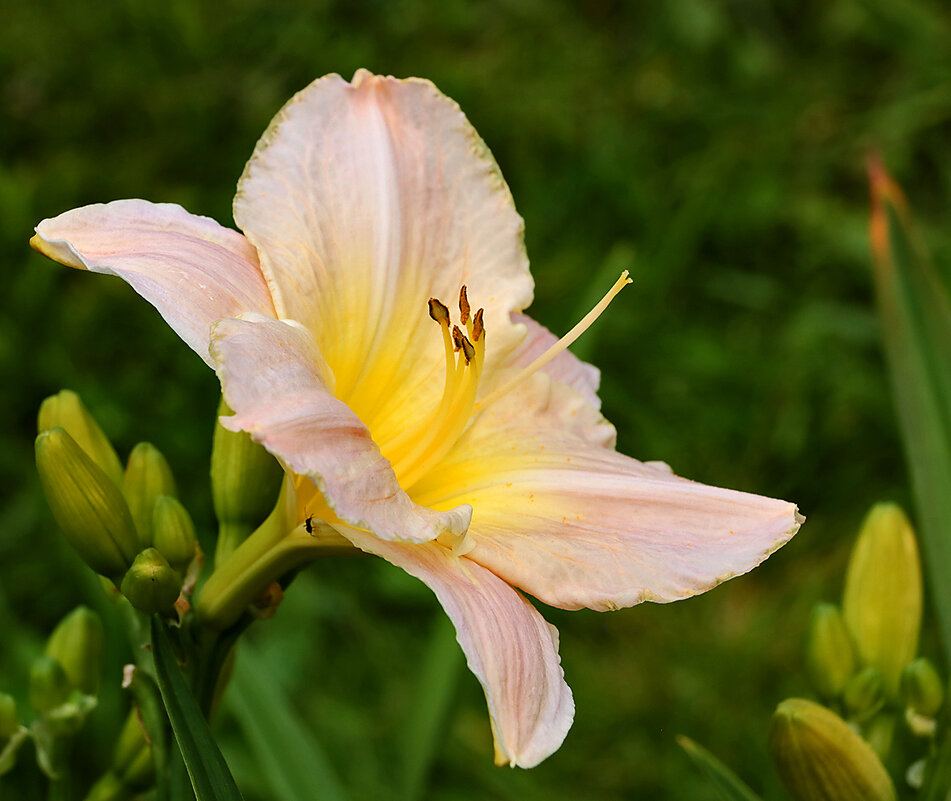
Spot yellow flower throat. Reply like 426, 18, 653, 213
297, 271, 631, 529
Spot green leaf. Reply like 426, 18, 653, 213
677, 736, 763, 801
227, 641, 349, 801
868, 157, 951, 666
400, 613, 463, 801
150, 617, 244, 801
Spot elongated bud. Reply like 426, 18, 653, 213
152, 495, 197, 573
123, 443, 176, 549
82, 773, 128, 801
110, 710, 154, 790
902, 658, 943, 736
30, 656, 71, 714
770, 698, 896, 801
211, 397, 283, 561
842, 667, 884, 722
0, 694, 18, 740
38, 390, 124, 486
36, 428, 138, 579
806, 603, 855, 700
120, 548, 182, 615
842, 503, 921, 699
45, 606, 104, 695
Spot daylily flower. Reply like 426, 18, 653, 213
32, 70, 802, 768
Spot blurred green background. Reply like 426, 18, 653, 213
2, 0, 951, 798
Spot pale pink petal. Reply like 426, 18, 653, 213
411, 375, 802, 611
233, 70, 534, 442
210, 314, 471, 544
508, 313, 602, 410
337, 527, 574, 768
32, 200, 275, 365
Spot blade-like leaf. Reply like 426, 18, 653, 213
150, 617, 244, 801
400, 613, 464, 801
868, 156, 951, 665
227, 642, 349, 801
677, 736, 763, 801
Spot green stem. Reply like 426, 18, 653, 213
47, 736, 73, 801
197, 518, 350, 631
213, 521, 254, 568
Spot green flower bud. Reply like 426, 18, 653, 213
865, 714, 896, 759
36, 428, 138, 579
29, 656, 70, 714
842, 503, 922, 699
152, 495, 197, 573
902, 657, 944, 718
112, 711, 147, 776
770, 698, 896, 801
45, 606, 104, 695
0, 694, 18, 740
806, 603, 855, 701
82, 772, 130, 801
38, 390, 123, 486
120, 745, 154, 790
212, 397, 283, 561
120, 548, 182, 615
843, 667, 885, 722
123, 443, 176, 549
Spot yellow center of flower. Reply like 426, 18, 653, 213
380, 271, 631, 494
380, 286, 487, 492
295, 271, 631, 529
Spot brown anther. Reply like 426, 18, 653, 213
459, 285, 471, 325
451, 325, 465, 352
428, 298, 450, 326
460, 335, 475, 364
472, 308, 484, 341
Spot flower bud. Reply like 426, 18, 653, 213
112, 710, 147, 776
770, 698, 896, 801
806, 603, 855, 701
29, 656, 71, 714
82, 773, 128, 801
120, 548, 182, 615
45, 606, 104, 695
0, 694, 18, 740
38, 390, 124, 486
901, 657, 943, 718
843, 667, 885, 722
842, 503, 922, 699
123, 442, 176, 549
211, 397, 283, 561
152, 495, 197, 573
36, 428, 138, 579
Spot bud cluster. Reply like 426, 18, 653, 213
35, 390, 197, 615
771, 502, 943, 800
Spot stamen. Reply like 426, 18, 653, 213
428, 298, 450, 326
459, 334, 475, 364
451, 325, 465, 352
459, 285, 471, 325
472, 308, 484, 342
474, 271, 632, 413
